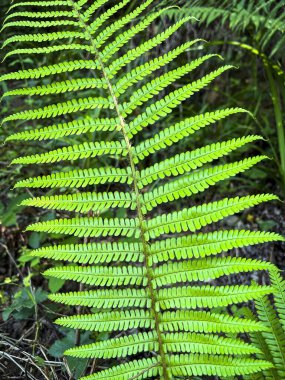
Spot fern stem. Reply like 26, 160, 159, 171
264, 61, 285, 194
69, 2, 169, 378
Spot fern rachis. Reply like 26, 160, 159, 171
2, 1, 285, 379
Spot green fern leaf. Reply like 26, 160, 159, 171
134, 108, 249, 161
12, 141, 127, 165
14, 167, 132, 188
21, 191, 135, 213
138, 136, 262, 187
44, 265, 146, 286
150, 229, 284, 264
6, 117, 119, 142
152, 257, 272, 288
157, 284, 273, 310
145, 194, 277, 232
255, 296, 285, 378
27, 216, 140, 238
30, 241, 144, 264
3, 1, 283, 378
49, 288, 150, 308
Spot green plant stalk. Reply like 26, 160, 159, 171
70, 1, 168, 378
264, 61, 285, 194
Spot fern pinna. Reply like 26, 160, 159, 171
2, 1, 284, 379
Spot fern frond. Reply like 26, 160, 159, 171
56, 310, 155, 331
12, 141, 127, 165
3, 78, 108, 98
3, 44, 93, 61
49, 288, 150, 308
163, 332, 261, 355
3, 1, 281, 378
145, 194, 277, 234
14, 167, 132, 188
270, 269, 285, 331
0, 60, 97, 82
160, 310, 268, 333
149, 230, 284, 264
7, 117, 119, 142
27, 216, 140, 238
138, 136, 262, 187
169, 354, 272, 377
2, 31, 85, 48
65, 331, 157, 359
82, 0, 110, 23
1, 20, 78, 31
100, 8, 167, 63
3, 11, 75, 22
88, 0, 131, 29
255, 296, 285, 378
142, 161, 269, 212
44, 265, 146, 286
79, 357, 159, 380
30, 241, 144, 264
21, 191, 136, 213
114, 39, 204, 97
126, 66, 233, 137
107, 16, 192, 76
93, 0, 154, 49
3, 96, 112, 123
134, 108, 249, 162
158, 284, 273, 310
7, 1, 70, 12
123, 54, 220, 115
152, 257, 272, 288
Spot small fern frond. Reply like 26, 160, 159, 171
21, 191, 136, 214
2, 78, 108, 98
6, 117, 120, 142
56, 310, 155, 331
270, 269, 285, 331
114, 39, 204, 97
1, 19, 78, 31
49, 288, 150, 309
157, 285, 273, 310
161, 310, 269, 333
27, 216, 140, 238
7, 1, 70, 12
127, 66, 233, 137
134, 108, 249, 161
2, 31, 85, 48
12, 141, 127, 165
79, 357, 159, 380
144, 194, 277, 228
150, 229, 284, 264
168, 354, 272, 378
0, 60, 98, 82
93, 0, 154, 49
138, 136, 262, 187
14, 167, 132, 189
31, 241, 144, 264
255, 295, 285, 378
107, 16, 192, 76
142, 159, 269, 212
2, 96, 113, 123
87, 0, 131, 29
44, 265, 146, 287
151, 257, 272, 288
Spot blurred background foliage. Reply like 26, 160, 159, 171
0, 0, 284, 379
